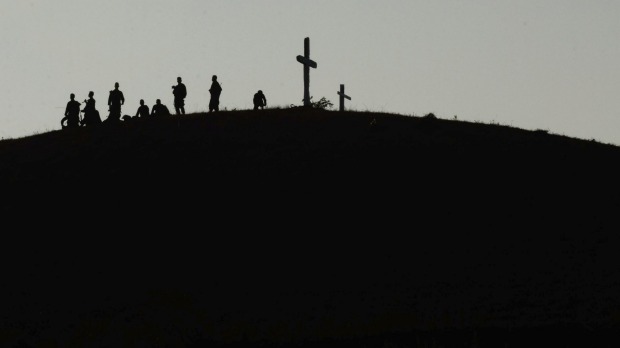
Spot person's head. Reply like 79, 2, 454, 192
177, 77, 182, 83
140, 99, 144, 105
258, 90, 262, 94
212, 75, 217, 81
70, 93, 75, 100
88, 91, 94, 98
114, 82, 119, 89
156, 99, 161, 105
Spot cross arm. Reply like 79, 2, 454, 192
338, 92, 351, 100
296, 55, 318, 69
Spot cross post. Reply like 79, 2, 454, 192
337, 84, 351, 112
296, 37, 317, 107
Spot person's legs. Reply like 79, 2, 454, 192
69, 115, 80, 128
175, 99, 185, 115
110, 105, 121, 122
210, 100, 219, 112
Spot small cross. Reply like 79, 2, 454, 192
337, 84, 351, 112
296, 37, 318, 107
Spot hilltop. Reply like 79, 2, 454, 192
1, 108, 620, 347
2, 108, 618, 191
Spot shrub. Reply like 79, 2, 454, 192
290, 96, 334, 110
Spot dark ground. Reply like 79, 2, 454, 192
1, 108, 620, 347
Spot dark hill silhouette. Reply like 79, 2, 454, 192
1, 108, 620, 347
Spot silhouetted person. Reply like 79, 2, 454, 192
122, 115, 135, 122
151, 99, 171, 117
135, 99, 150, 118
253, 90, 267, 110
61, 93, 81, 129
107, 82, 125, 123
209, 75, 222, 112
81, 91, 102, 127
172, 77, 187, 115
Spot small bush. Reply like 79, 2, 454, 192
290, 96, 334, 110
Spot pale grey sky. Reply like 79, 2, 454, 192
1, 1, 620, 144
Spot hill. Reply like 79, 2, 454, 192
1, 108, 620, 347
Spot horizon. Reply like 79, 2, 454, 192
2, 1, 620, 145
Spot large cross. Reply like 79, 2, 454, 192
337, 84, 351, 112
296, 37, 317, 107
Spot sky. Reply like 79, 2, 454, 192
1, 1, 620, 145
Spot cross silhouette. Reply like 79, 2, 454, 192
296, 37, 318, 107
337, 84, 351, 112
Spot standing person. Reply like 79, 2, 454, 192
107, 82, 125, 123
61, 93, 81, 129
172, 77, 187, 115
81, 91, 101, 127
253, 90, 267, 110
151, 99, 171, 117
135, 99, 150, 118
208, 75, 222, 112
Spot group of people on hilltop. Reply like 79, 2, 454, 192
62, 75, 265, 130
62, 91, 102, 128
